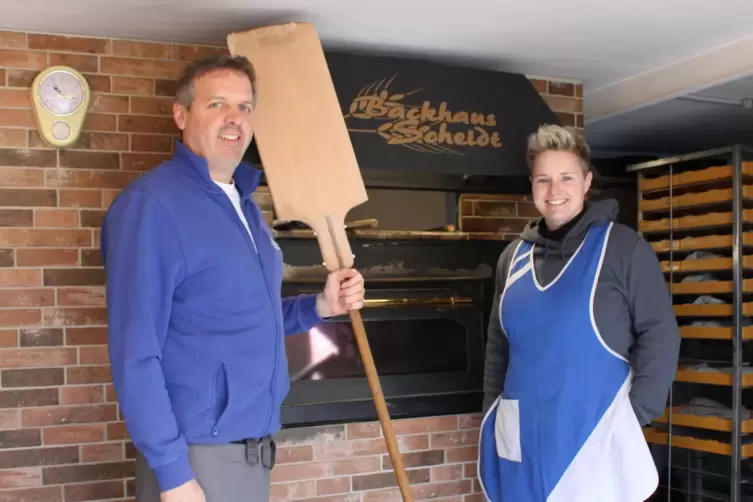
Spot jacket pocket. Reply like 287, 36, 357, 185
494, 398, 522, 462
211, 362, 229, 436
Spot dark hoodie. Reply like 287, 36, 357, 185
481, 198, 680, 427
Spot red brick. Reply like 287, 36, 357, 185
0, 446, 78, 469
82, 113, 117, 132
317, 477, 352, 496
0, 467, 42, 489
0, 148, 57, 167
130, 134, 174, 153
0, 68, 4, 86
331, 456, 382, 475
67, 365, 111, 384
112, 40, 171, 59
78, 345, 108, 364
0, 50, 46, 70
0, 229, 91, 247
0, 189, 56, 207
0, 209, 32, 226
431, 464, 463, 482
529, 78, 548, 94
347, 422, 380, 440
0, 347, 76, 368
0, 329, 17, 347
64, 480, 124, 502
270, 480, 317, 501
20, 327, 62, 347
16, 249, 78, 267
0, 410, 20, 430
0, 167, 44, 187
0, 88, 29, 108
41, 460, 133, 484
42, 307, 107, 327
0, 309, 40, 327
80, 249, 102, 267
48, 52, 98, 73
111, 76, 153, 96
0, 129, 27, 147
2, 367, 64, 387
118, 114, 178, 134
59, 190, 101, 208
81, 443, 123, 462
0, 249, 12, 267
271, 462, 331, 482
43, 269, 104, 287
105, 384, 117, 402
0, 388, 58, 409
101, 57, 184, 79
43, 424, 105, 445
382, 449, 443, 470
84, 74, 110, 93
0, 288, 53, 308
431, 430, 479, 449
28, 34, 109, 54
0, 32, 26, 49
91, 94, 130, 114
22, 404, 117, 427
65, 327, 107, 345
60, 386, 104, 405
555, 111, 576, 127
34, 209, 78, 228
458, 414, 482, 430
0, 486, 63, 502
0, 269, 40, 286
57, 287, 105, 307
6, 69, 35, 88
548, 81, 575, 96
277, 445, 314, 464
0, 428, 41, 448
131, 96, 173, 115
122, 153, 171, 171
0, 109, 35, 127
445, 446, 477, 462
106, 422, 127, 440
155, 79, 176, 96
46, 169, 131, 189
60, 150, 120, 170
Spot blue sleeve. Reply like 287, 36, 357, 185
281, 294, 323, 335
101, 189, 194, 492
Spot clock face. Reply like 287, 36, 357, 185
38, 70, 86, 115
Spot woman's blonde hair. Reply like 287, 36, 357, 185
526, 124, 590, 174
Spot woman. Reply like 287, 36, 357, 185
477, 124, 680, 502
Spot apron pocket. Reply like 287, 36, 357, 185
494, 398, 522, 462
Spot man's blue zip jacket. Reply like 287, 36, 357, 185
100, 141, 322, 492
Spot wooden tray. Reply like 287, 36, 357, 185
640, 186, 753, 213
680, 326, 753, 340
653, 407, 753, 433
644, 428, 753, 458
674, 366, 753, 386
640, 210, 753, 234
639, 162, 753, 192
651, 233, 753, 254
661, 255, 753, 273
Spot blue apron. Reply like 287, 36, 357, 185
478, 222, 658, 502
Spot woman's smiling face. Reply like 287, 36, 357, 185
531, 149, 592, 231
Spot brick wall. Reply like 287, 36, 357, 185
0, 29, 581, 501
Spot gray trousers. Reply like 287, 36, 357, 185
135, 444, 271, 502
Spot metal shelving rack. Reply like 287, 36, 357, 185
628, 145, 753, 502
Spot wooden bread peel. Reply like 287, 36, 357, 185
227, 23, 413, 501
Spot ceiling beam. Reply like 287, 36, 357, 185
584, 33, 753, 123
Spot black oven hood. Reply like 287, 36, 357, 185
244, 49, 562, 194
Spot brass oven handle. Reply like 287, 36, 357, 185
362, 296, 473, 308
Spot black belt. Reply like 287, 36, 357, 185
231, 436, 276, 469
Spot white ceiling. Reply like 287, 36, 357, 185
4, 0, 753, 160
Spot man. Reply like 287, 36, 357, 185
101, 55, 365, 502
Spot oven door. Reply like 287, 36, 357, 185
281, 284, 486, 426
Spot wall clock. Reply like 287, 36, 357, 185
30, 65, 92, 148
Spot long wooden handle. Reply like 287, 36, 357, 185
348, 308, 413, 501
322, 214, 413, 501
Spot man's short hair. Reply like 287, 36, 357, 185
175, 54, 257, 110
526, 124, 590, 174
